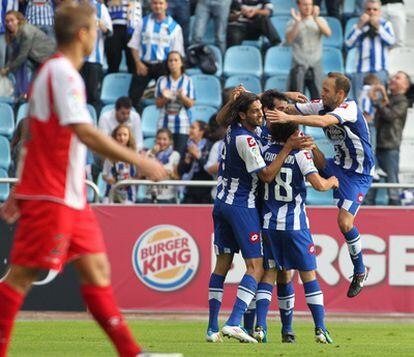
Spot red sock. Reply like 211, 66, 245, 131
81, 285, 142, 357
0, 282, 24, 357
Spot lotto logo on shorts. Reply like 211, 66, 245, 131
249, 232, 260, 244
357, 193, 364, 203
132, 225, 199, 292
308, 244, 316, 255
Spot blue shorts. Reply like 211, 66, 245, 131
262, 229, 317, 271
322, 159, 373, 216
213, 200, 263, 259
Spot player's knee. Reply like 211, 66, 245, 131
276, 269, 292, 285
299, 270, 316, 283
245, 260, 264, 281
213, 254, 233, 276
338, 214, 354, 233
4, 265, 39, 294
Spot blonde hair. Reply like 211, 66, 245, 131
112, 124, 137, 151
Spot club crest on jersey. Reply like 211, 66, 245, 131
249, 232, 260, 243
132, 225, 199, 292
325, 125, 346, 142
357, 192, 364, 203
308, 244, 316, 255
247, 137, 257, 148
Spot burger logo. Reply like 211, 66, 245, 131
132, 225, 199, 292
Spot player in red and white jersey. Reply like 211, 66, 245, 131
0, 2, 181, 357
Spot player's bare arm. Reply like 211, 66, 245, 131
307, 172, 339, 191
266, 109, 339, 128
216, 85, 246, 127
71, 123, 168, 181
311, 144, 327, 170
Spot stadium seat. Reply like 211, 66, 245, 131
271, 0, 297, 15
322, 47, 344, 74
141, 105, 160, 137
399, 138, 414, 172
143, 137, 156, 150
87, 104, 97, 126
389, 47, 414, 79
323, 17, 343, 49
0, 103, 14, 138
242, 38, 263, 49
97, 172, 107, 202
315, 138, 335, 158
189, 105, 216, 123
270, 15, 291, 42
345, 48, 357, 75
264, 46, 292, 78
306, 187, 335, 206
186, 45, 223, 78
0, 136, 10, 170
343, 0, 356, 15
191, 74, 222, 108
100, 73, 132, 105
225, 75, 262, 94
344, 17, 359, 44
223, 46, 263, 78
305, 126, 326, 140
16, 102, 29, 125
264, 74, 289, 91
0, 168, 9, 202
407, 15, 414, 48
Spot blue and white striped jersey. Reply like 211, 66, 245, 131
358, 85, 374, 118
0, 0, 18, 33
127, 14, 184, 62
216, 123, 266, 208
345, 19, 395, 72
262, 143, 317, 231
25, 0, 54, 27
296, 99, 375, 176
155, 74, 195, 135
107, 0, 141, 32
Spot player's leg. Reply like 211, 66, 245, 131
0, 265, 39, 356
243, 298, 256, 337
276, 269, 296, 343
299, 270, 333, 344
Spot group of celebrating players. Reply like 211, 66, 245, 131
206, 71, 375, 344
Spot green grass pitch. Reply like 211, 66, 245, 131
9, 320, 414, 356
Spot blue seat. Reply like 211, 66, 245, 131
189, 105, 216, 123
143, 137, 156, 150
0, 103, 14, 138
16, 102, 29, 125
100, 73, 132, 105
0, 136, 11, 169
345, 48, 357, 75
270, 15, 291, 42
343, 0, 356, 15
306, 187, 335, 206
191, 74, 222, 108
315, 138, 335, 157
323, 17, 343, 49
223, 46, 263, 78
97, 172, 107, 202
271, 0, 297, 15
0, 168, 9, 202
323, 47, 344, 74
264, 74, 289, 91
344, 17, 359, 44
87, 104, 97, 126
187, 45, 223, 78
141, 105, 160, 137
264, 46, 292, 78
225, 75, 262, 94
305, 127, 326, 140
242, 38, 263, 49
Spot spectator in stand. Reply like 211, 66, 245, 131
313, 0, 340, 19
0, 10, 55, 99
286, 0, 331, 100
105, 0, 142, 74
143, 128, 181, 203
128, 0, 184, 111
10, 117, 27, 176
155, 51, 195, 153
24, 0, 55, 38
177, 120, 213, 204
381, 0, 406, 47
81, 0, 112, 114
0, 0, 18, 69
102, 124, 138, 203
227, 0, 281, 48
167, 0, 190, 49
191, 0, 232, 54
370, 71, 411, 205
345, 0, 396, 99
99, 96, 143, 150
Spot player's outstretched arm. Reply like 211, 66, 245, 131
71, 123, 168, 181
311, 144, 327, 170
216, 85, 246, 127
307, 173, 339, 192
266, 110, 339, 128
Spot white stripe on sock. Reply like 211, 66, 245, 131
278, 295, 295, 310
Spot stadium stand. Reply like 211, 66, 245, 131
304, 126, 326, 140
141, 105, 160, 138
264, 46, 292, 78
314, 138, 336, 158
186, 45, 223, 77
16, 102, 29, 125
191, 74, 222, 108
322, 47, 344, 75
0, 103, 14, 138
100, 73, 132, 105
0, 135, 10, 170
189, 105, 217, 124
0, 168, 9, 202
223, 45, 263, 78
343, 0, 356, 15
264, 74, 289, 91
271, 0, 298, 15
323, 17, 343, 49
189, 16, 215, 45
270, 15, 291, 43
345, 48, 356, 76
143, 137, 156, 150
87, 104, 97, 126
225, 74, 262, 94
389, 47, 414, 79
97, 172, 106, 202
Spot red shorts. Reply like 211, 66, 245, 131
11, 200, 106, 271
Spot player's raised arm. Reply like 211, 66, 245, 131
307, 173, 339, 191
71, 123, 167, 181
216, 85, 246, 127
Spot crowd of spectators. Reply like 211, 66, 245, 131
0, 0, 413, 205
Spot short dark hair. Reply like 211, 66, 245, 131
260, 89, 289, 110
115, 96, 132, 110
269, 122, 298, 143
229, 92, 260, 123
327, 72, 351, 96
165, 51, 185, 75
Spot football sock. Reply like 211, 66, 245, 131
226, 274, 257, 327
304, 279, 326, 331
255, 282, 273, 331
243, 298, 256, 333
0, 282, 24, 357
208, 273, 225, 332
81, 285, 141, 357
277, 282, 295, 334
344, 227, 365, 274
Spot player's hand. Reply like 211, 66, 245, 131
291, 8, 302, 22
0, 193, 20, 224
265, 109, 291, 124
231, 85, 247, 102
137, 154, 168, 181
284, 91, 308, 103
136, 61, 148, 76
328, 176, 339, 189
285, 130, 314, 151
312, 5, 320, 18
358, 13, 370, 28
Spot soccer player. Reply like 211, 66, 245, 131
0, 2, 181, 357
255, 121, 338, 344
206, 90, 312, 343
267, 72, 375, 297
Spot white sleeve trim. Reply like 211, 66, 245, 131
235, 135, 266, 174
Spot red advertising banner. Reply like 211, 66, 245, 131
94, 206, 414, 313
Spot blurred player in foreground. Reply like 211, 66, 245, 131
0, 2, 181, 356
267, 72, 375, 298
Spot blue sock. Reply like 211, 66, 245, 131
344, 227, 365, 274
256, 282, 273, 331
243, 299, 256, 333
226, 275, 257, 327
304, 279, 326, 330
277, 282, 295, 334
208, 273, 225, 332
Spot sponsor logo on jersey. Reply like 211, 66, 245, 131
247, 137, 257, 148
132, 225, 199, 292
249, 232, 260, 243
325, 125, 346, 142
308, 244, 316, 254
